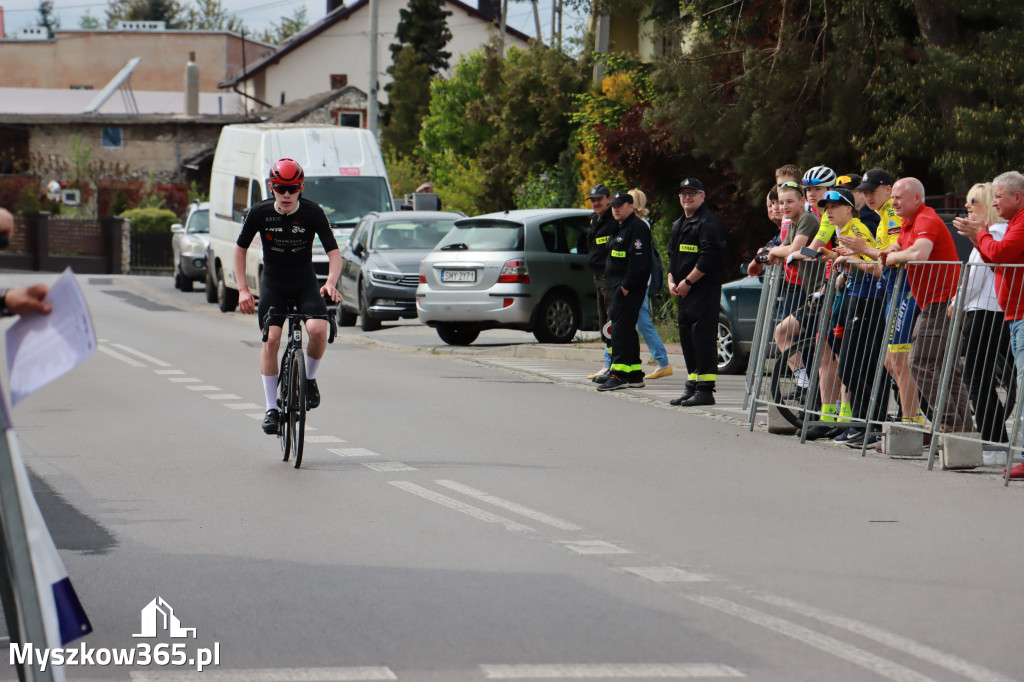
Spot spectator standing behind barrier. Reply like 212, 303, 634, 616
954, 170, 1024, 479
597, 191, 652, 392
882, 178, 974, 433
628, 189, 673, 380
747, 187, 783, 279
585, 184, 617, 381
0, 208, 53, 317
948, 183, 1010, 465
667, 178, 726, 407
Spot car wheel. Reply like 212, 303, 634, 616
717, 312, 746, 374
217, 267, 238, 313
533, 292, 578, 344
358, 279, 381, 331
336, 303, 357, 327
205, 270, 218, 303
180, 275, 194, 292
436, 324, 480, 346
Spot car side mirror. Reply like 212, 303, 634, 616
171, 223, 184, 233
352, 243, 364, 258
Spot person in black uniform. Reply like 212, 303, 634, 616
598, 191, 653, 392
668, 178, 727, 407
234, 158, 342, 435
585, 183, 617, 381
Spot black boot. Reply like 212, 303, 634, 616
680, 383, 716, 407
670, 380, 697, 406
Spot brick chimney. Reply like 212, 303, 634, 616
478, 0, 500, 21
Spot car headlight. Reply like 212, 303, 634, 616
181, 236, 206, 252
369, 270, 403, 285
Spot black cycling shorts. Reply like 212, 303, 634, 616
257, 277, 326, 330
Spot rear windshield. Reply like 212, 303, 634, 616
372, 219, 456, 250
302, 177, 393, 227
436, 222, 523, 251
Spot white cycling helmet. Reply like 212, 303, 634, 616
802, 165, 837, 188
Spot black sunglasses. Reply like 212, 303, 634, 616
272, 184, 301, 195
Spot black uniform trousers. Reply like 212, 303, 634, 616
608, 284, 646, 381
677, 284, 720, 388
594, 272, 612, 348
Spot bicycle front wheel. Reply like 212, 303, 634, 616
279, 351, 292, 462
290, 351, 306, 468
769, 338, 817, 429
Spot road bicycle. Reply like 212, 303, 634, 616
262, 300, 336, 468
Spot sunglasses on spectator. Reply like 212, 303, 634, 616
822, 190, 853, 206
836, 175, 853, 185
778, 181, 801, 190
272, 184, 301, 195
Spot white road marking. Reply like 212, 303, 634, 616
480, 663, 744, 678
168, 377, 201, 383
206, 393, 242, 400
623, 566, 711, 583
363, 462, 416, 472
225, 403, 264, 410
111, 343, 172, 367
389, 481, 534, 532
685, 594, 938, 682
248, 413, 265, 420
186, 385, 221, 391
753, 593, 1018, 682
306, 435, 346, 443
97, 345, 145, 367
435, 480, 583, 531
130, 667, 397, 681
154, 369, 185, 375
557, 540, 632, 555
330, 448, 377, 458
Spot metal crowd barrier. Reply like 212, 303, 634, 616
744, 257, 1024, 486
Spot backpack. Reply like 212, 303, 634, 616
648, 236, 665, 296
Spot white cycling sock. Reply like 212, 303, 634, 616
263, 373, 278, 411
794, 367, 810, 388
306, 354, 321, 380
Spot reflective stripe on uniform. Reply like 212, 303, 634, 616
688, 373, 698, 380
697, 374, 718, 381
678, 244, 698, 252
611, 363, 643, 373
596, 236, 610, 244
611, 250, 626, 258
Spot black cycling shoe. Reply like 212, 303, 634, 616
306, 379, 320, 409
262, 409, 280, 435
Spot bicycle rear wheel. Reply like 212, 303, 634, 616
279, 350, 292, 462
769, 338, 817, 429
290, 351, 306, 468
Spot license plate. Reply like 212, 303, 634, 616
441, 270, 476, 283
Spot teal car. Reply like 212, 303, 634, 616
718, 270, 764, 374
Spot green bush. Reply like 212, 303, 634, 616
123, 207, 178, 233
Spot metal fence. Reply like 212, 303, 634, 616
130, 230, 173, 270
744, 260, 1024, 486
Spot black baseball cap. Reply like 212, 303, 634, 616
609, 191, 634, 207
816, 188, 856, 209
678, 178, 705, 193
857, 169, 893, 191
588, 183, 611, 199
836, 173, 862, 191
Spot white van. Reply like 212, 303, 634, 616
205, 123, 394, 311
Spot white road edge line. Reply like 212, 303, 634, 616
110, 343, 172, 367
435, 480, 583, 531
388, 481, 534, 532
480, 663, 744, 678
129, 666, 397, 681
685, 594, 937, 682
753, 593, 1017, 682
97, 345, 145, 367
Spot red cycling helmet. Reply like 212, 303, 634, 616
268, 158, 304, 186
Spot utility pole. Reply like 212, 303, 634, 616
368, 0, 379, 137
498, 0, 508, 57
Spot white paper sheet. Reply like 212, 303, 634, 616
5, 268, 97, 406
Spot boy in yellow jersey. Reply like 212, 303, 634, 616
837, 169, 923, 446
807, 188, 887, 443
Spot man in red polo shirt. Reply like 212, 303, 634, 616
955, 170, 1024, 477
881, 178, 974, 433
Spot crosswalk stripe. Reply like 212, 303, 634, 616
436, 480, 582, 531
389, 481, 534, 532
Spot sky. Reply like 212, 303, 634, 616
0, 0, 585, 46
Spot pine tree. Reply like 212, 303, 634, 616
389, 0, 452, 77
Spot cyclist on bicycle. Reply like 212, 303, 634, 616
234, 158, 342, 435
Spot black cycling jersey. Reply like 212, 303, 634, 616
237, 197, 340, 329
236, 197, 340, 283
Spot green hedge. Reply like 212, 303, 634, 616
123, 207, 178, 233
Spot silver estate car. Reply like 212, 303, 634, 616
170, 201, 210, 292
416, 209, 599, 345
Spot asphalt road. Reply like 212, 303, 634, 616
1, 273, 1022, 682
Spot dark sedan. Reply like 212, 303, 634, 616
718, 270, 764, 374
337, 211, 462, 331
